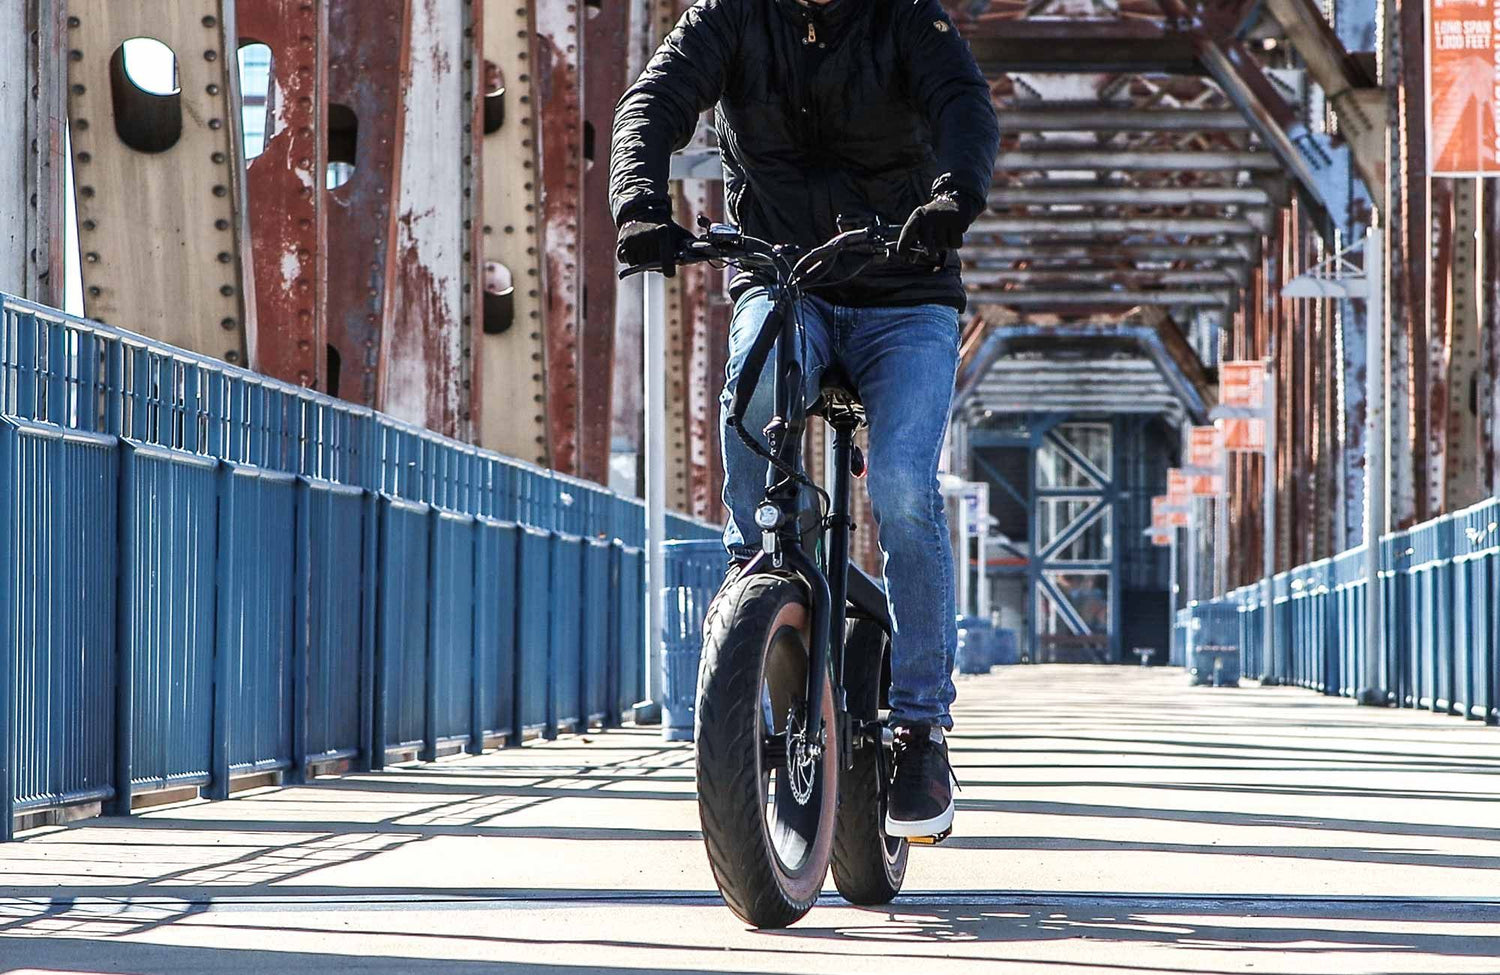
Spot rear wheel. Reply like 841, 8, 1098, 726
695, 573, 838, 928
831, 619, 908, 904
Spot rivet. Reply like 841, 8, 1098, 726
220, 285, 235, 297
215, 219, 230, 231
212, 185, 228, 197
204, 50, 218, 62
76, 151, 91, 164
208, 118, 223, 130
221, 318, 237, 330
85, 252, 99, 263
212, 152, 226, 164
203, 14, 218, 27
225, 350, 239, 363
207, 84, 220, 96
69, 50, 83, 62
70, 83, 85, 95
217, 252, 232, 263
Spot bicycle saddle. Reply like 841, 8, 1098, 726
808, 365, 866, 426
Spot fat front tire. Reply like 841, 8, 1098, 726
831, 619, 908, 904
695, 573, 838, 929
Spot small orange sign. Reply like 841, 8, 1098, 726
1220, 361, 1267, 409
1153, 495, 1189, 529
1428, 0, 1500, 174
1190, 474, 1224, 498
1223, 417, 1267, 452
1188, 426, 1224, 471
1151, 532, 1174, 547
1167, 468, 1190, 502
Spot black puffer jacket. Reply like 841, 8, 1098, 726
610, 0, 999, 311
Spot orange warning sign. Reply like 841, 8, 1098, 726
1223, 417, 1267, 452
1220, 361, 1267, 409
1428, 0, 1500, 174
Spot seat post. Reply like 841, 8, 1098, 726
826, 418, 858, 695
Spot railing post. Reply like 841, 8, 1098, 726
358, 489, 380, 771
208, 464, 235, 801
109, 444, 136, 818
421, 507, 439, 763
0, 422, 14, 842
288, 478, 312, 784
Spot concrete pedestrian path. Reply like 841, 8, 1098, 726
4, 666, 1500, 973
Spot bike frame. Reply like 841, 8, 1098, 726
738, 289, 863, 767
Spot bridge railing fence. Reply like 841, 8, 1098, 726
1180, 496, 1499, 728
0, 295, 721, 841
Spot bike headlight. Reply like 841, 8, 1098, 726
754, 503, 782, 530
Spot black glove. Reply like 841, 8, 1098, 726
898, 192, 980, 261
616, 213, 693, 275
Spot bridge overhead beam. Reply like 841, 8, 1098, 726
967, 289, 1234, 308
967, 244, 1256, 264
970, 216, 1261, 237
989, 185, 1272, 208
965, 269, 1243, 288
995, 149, 1281, 172
1261, 0, 1387, 192
995, 108, 1249, 132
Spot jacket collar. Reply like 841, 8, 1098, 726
773, 0, 864, 34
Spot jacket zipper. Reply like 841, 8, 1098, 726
806, 21, 817, 44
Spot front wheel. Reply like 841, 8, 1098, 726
695, 573, 838, 929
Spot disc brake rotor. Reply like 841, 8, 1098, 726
784, 707, 819, 805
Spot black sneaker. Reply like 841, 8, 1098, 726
885, 723, 955, 838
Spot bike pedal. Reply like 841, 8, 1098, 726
906, 827, 952, 846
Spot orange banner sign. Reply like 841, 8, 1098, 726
1222, 416, 1267, 452
1220, 361, 1267, 409
1153, 495, 1189, 529
1151, 532, 1174, 547
1190, 474, 1225, 498
1188, 426, 1224, 470
1167, 468, 1190, 502
1428, 0, 1500, 174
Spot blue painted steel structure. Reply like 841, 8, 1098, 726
0, 295, 719, 841
1180, 496, 1499, 726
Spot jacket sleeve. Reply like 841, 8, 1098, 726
900, 1, 1000, 213
609, 0, 739, 226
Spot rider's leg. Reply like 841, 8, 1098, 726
719, 287, 834, 560
840, 302, 961, 730
840, 301, 960, 837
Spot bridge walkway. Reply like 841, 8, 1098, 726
3, 666, 1499, 974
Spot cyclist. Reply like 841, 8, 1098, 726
610, 0, 998, 839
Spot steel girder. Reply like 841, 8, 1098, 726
66, 0, 255, 360
0, 0, 66, 305
239, 0, 328, 391
325, 0, 409, 410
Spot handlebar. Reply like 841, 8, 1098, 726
618, 218, 942, 286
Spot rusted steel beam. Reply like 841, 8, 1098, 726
239, 0, 328, 390
325, 0, 410, 405
1444, 179, 1483, 511
1390, 0, 1426, 527
382, 0, 474, 438
680, 177, 718, 520
534, 1, 585, 473
67, 1, 255, 358
1425, 178, 1453, 515
1487, 184, 1500, 497
0, 0, 66, 303
579, 0, 630, 486
477, 1, 548, 465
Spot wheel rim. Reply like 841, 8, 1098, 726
755, 605, 837, 889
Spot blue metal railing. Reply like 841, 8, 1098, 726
0, 294, 721, 840
1185, 496, 1499, 728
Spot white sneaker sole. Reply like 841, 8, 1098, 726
884, 799, 954, 838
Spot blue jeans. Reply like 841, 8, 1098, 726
720, 287, 960, 729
